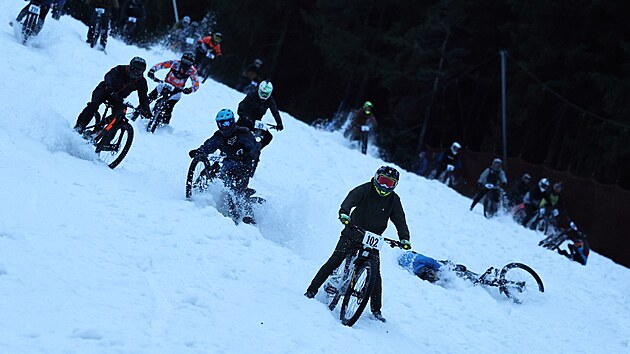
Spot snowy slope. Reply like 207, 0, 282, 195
1, 4, 629, 353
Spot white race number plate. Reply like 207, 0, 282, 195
29, 4, 41, 15
362, 231, 384, 251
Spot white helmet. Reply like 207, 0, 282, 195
451, 142, 461, 154
538, 178, 550, 191
258, 81, 273, 100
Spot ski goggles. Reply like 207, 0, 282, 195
217, 119, 234, 130
181, 58, 194, 67
375, 174, 398, 189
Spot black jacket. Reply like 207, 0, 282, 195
339, 181, 410, 242
99, 65, 149, 112
237, 91, 282, 126
196, 127, 260, 163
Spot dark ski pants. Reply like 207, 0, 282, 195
75, 84, 123, 133
306, 231, 383, 313
87, 11, 111, 46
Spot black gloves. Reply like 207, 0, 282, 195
188, 149, 198, 158
276, 123, 284, 131
183, 87, 193, 94
147, 69, 155, 80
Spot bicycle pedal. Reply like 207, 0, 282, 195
324, 284, 337, 295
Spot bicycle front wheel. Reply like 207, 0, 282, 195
499, 262, 544, 304
340, 260, 376, 327
185, 155, 217, 199
95, 122, 134, 169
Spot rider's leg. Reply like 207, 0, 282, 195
86, 11, 98, 41
34, 6, 50, 35
259, 130, 273, 149
306, 232, 361, 295
163, 100, 178, 124
16, 4, 30, 22
100, 14, 111, 47
75, 85, 108, 133
369, 254, 383, 314
470, 187, 488, 210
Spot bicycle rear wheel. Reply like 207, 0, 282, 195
185, 155, 218, 199
95, 122, 133, 169
534, 217, 548, 234
340, 259, 376, 327
499, 262, 544, 304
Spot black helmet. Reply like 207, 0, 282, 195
373, 166, 399, 196
181, 52, 195, 71
129, 56, 146, 79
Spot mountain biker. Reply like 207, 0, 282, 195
188, 109, 261, 224
85, 0, 120, 49
118, 0, 144, 39
51, 0, 66, 20
556, 223, 589, 266
195, 32, 222, 66
397, 251, 444, 283
120, 0, 144, 22
345, 101, 378, 149
237, 58, 263, 93
146, 52, 200, 125
508, 173, 532, 207
305, 166, 412, 323
236, 81, 284, 150
469, 158, 508, 214
521, 178, 552, 227
13, 0, 57, 34
171, 15, 191, 31
428, 142, 462, 182
539, 181, 566, 224
74, 57, 150, 134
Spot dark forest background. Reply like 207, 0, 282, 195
66, 0, 630, 265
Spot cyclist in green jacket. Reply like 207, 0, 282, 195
305, 166, 412, 323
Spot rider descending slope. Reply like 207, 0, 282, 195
305, 166, 412, 323
74, 57, 150, 134
237, 81, 284, 149
146, 52, 200, 125
188, 109, 261, 224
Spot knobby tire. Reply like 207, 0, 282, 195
499, 262, 544, 303
95, 122, 133, 169
185, 155, 214, 199
340, 259, 376, 327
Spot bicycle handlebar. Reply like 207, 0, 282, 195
348, 223, 409, 251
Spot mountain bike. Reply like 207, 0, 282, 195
359, 125, 370, 154
17, 1, 43, 44
144, 79, 182, 133
83, 101, 137, 169
444, 260, 545, 304
88, 7, 108, 50
482, 184, 506, 218
321, 225, 401, 327
185, 153, 264, 223
539, 223, 589, 265
437, 164, 456, 187
252, 120, 278, 145
120, 16, 138, 44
